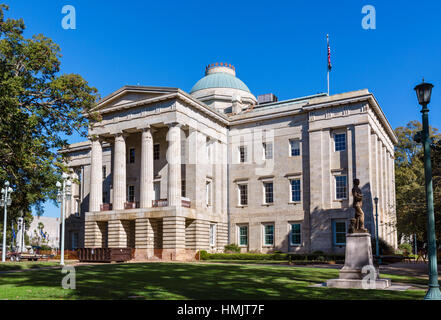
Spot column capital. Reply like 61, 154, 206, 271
166, 122, 183, 129
88, 134, 103, 143
113, 131, 128, 141
137, 125, 157, 133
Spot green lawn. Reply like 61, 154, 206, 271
0, 262, 426, 300
0, 261, 66, 272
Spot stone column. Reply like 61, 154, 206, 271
84, 221, 103, 248
162, 216, 186, 260
108, 220, 127, 248
135, 218, 154, 259
89, 137, 103, 212
186, 219, 210, 250
140, 127, 154, 208
166, 123, 181, 207
113, 133, 126, 210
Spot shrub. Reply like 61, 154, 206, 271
198, 250, 209, 260
312, 250, 324, 255
200, 252, 345, 262
224, 243, 241, 253
398, 243, 413, 255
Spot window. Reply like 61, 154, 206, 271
206, 180, 212, 206
153, 144, 160, 160
335, 175, 347, 199
289, 139, 300, 156
290, 179, 301, 202
210, 224, 217, 246
263, 182, 274, 204
129, 148, 135, 163
72, 232, 79, 250
263, 224, 274, 246
334, 133, 346, 151
127, 185, 135, 202
239, 146, 247, 163
263, 142, 273, 160
333, 220, 347, 245
102, 192, 108, 204
153, 182, 160, 200
181, 180, 186, 198
238, 184, 248, 206
238, 225, 248, 246
290, 223, 301, 246
102, 166, 106, 181
75, 199, 80, 217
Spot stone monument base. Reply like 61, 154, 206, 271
326, 278, 391, 289
326, 232, 391, 289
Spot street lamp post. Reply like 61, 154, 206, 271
414, 80, 441, 300
374, 196, 381, 265
56, 173, 71, 266
1, 181, 13, 262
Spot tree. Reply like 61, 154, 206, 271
0, 5, 99, 232
394, 121, 441, 242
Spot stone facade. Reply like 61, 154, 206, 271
60, 64, 398, 260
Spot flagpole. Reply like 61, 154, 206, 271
327, 68, 330, 96
327, 34, 330, 96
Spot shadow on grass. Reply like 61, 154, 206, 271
0, 263, 425, 300
0, 262, 59, 272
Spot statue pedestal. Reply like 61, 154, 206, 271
326, 233, 391, 289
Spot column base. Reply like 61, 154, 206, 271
133, 248, 154, 260
160, 249, 197, 261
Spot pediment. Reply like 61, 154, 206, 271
91, 86, 179, 113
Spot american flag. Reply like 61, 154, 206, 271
327, 34, 332, 71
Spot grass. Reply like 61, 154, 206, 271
206, 259, 341, 265
0, 261, 66, 272
0, 262, 427, 300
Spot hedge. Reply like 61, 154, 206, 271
198, 251, 344, 262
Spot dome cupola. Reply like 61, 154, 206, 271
190, 63, 257, 114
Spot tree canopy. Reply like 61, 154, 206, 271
0, 4, 99, 230
394, 120, 441, 242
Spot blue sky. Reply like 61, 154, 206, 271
7, 0, 441, 217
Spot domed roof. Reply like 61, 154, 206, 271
190, 64, 251, 94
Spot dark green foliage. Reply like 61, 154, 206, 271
198, 252, 344, 262
394, 121, 441, 241
0, 5, 98, 229
398, 243, 413, 255
371, 237, 395, 255
198, 250, 208, 260
224, 243, 241, 253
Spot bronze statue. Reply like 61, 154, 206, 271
350, 178, 368, 233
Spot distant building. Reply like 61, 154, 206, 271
27, 216, 60, 249
60, 63, 397, 260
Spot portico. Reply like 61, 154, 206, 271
81, 87, 229, 260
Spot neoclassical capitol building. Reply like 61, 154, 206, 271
61, 63, 398, 260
